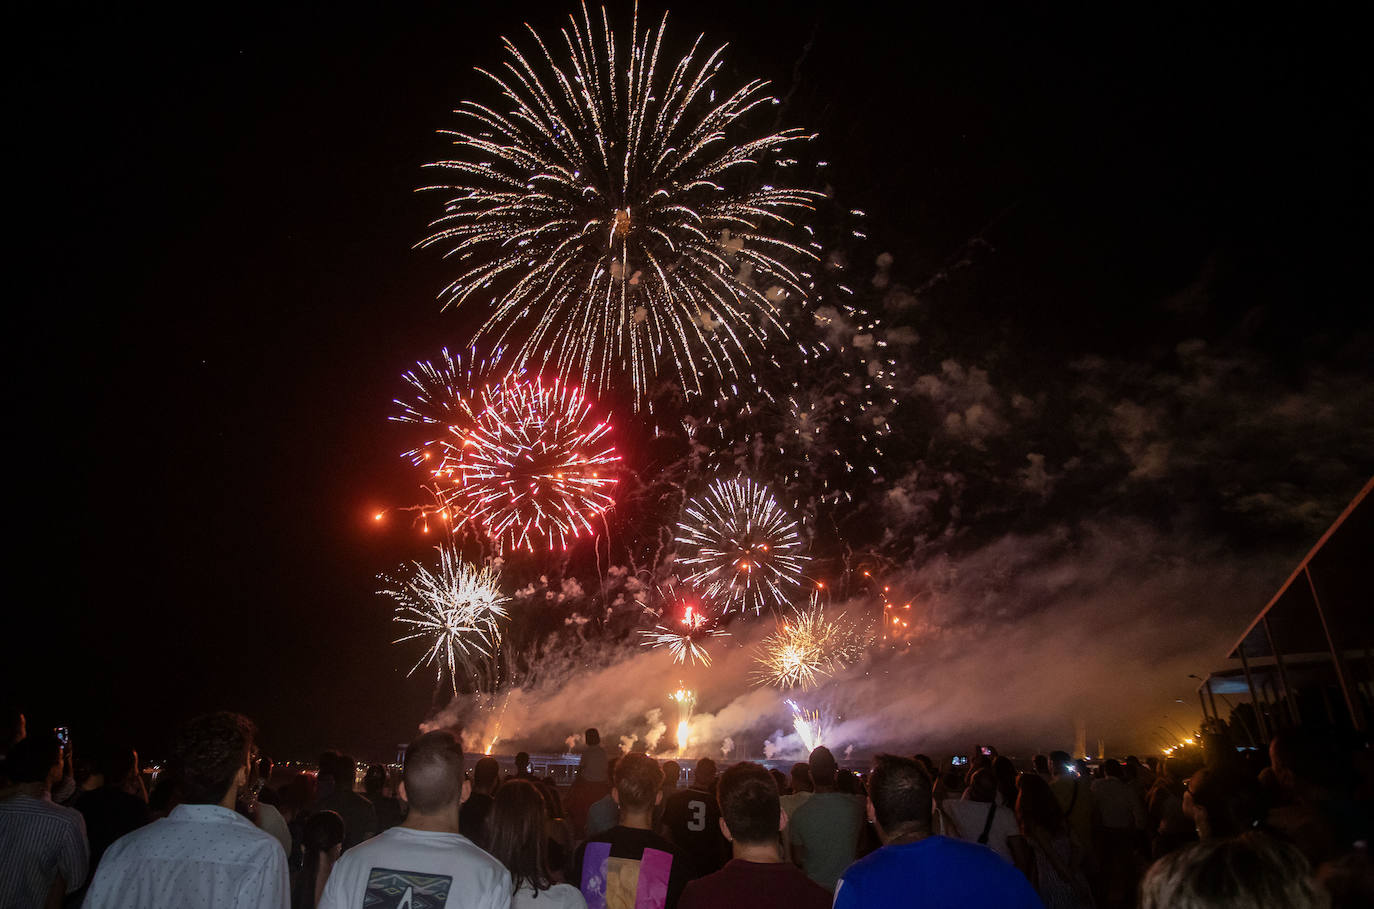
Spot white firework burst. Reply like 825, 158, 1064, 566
379, 546, 509, 692
419, 2, 823, 406
674, 477, 807, 613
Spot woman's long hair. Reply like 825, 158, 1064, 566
293, 810, 345, 909
1016, 771, 1066, 837
487, 779, 553, 895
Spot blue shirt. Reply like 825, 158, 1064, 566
833, 835, 1043, 909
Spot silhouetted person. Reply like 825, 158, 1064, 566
73, 743, 151, 886
362, 764, 404, 832
1016, 771, 1092, 907
460, 755, 501, 848
315, 753, 377, 850
293, 809, 344, 909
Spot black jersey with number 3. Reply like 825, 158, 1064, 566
661, 786, 729, 879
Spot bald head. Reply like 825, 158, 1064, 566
403, 730, 466, 814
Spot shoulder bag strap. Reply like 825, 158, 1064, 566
977, 802, 998, 845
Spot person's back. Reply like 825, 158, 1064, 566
362, 764, 405, 833
315, 754, 378, 850
787, 747, 864, 890
0, 733, 90, 907
84, 712, 288, 909
834, 754, 1042, 909
1048, 752, 1094, 850
458, 756, 500, 848
679, 762, 829, 909
319, 730, 510, 909
661, 758, 729, 879
575, 753, 689, 909
935, 768, 1023, 865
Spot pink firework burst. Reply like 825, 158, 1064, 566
419, 375, 620, 552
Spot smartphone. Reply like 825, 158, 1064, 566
950, 755, 969, 767
979, 746, 993, 757
54, 726, 70, 747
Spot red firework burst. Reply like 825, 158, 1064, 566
425, 377, 620, 552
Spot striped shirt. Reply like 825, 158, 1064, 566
0, 791, 90, 907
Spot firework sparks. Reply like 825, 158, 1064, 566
670, 686, 697, 756
395, 362, 620, 552
639, 598, 729, 666
419, 3, 823, 407
675, 477, 807, 614
752, 596, 868, 689
785, 699, 831, 752
378, 546, 509, 693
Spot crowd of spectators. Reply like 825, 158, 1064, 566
1, 708, 1370, 908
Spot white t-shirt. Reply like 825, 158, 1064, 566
512, 881, 587, 909
935, 799, 1022, 865
318, 826, 511, 909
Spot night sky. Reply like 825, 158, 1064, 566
11, 1, 1371, 760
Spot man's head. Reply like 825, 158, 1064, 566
661, 760, 680, 788
1102, 758, 1124, 780
363, 764, 388, 796
612, 752, 663, 817
5, 732, 62, 786
809, 746, 838, 789
585, 728, 601, 746
693, 757, 717, 790
402, 730, 467, 815
515, 751, 530, 775
173, 712, 256, 805
868, 753, 933, 840
335, 755, 357, 791
789, 762, 813, 792
717, 761, 781, 845
1049, 750, 1073, 778
1032, 754, 1051, 776
473, 756, 501, 794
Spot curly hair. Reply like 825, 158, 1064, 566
172, 711, 255, 804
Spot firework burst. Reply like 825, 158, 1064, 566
379, 546, 509, 693
395, 362, 620, 552
420, 3, 823, 406
675, 477, 807, 613
753, 596, 867, 689
785, 699, 831, 752
639, 595, 729, 666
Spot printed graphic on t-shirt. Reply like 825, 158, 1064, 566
362, 867, 453, 909
580, 841, 673, 909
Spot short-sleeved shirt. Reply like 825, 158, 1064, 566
679, 859, 831, 909
318, 825, 510, 909
83, 802, 288, 909
661, 787, 728, 878
0, 792, 89, 906
575, 825, 689, 909
786, 792, 866, 890
833, 836, 1044, 909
